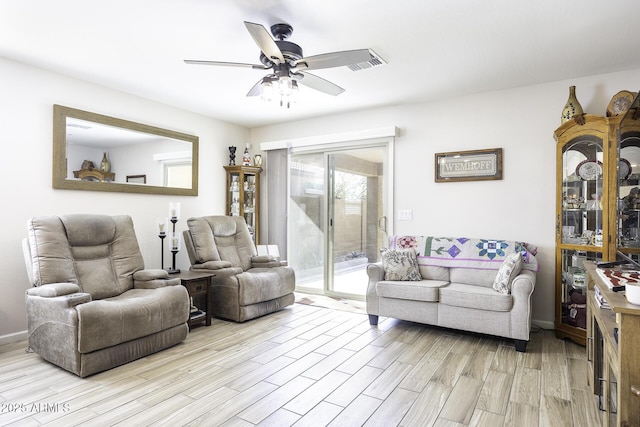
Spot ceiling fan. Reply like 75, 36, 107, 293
184, 21, 382, 107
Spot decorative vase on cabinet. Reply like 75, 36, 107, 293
224, 165, 262, 243
561, 85, 584, 124
554, 114, 620, 345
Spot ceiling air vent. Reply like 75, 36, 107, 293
348, 49, 386, 72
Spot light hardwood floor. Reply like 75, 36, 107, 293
0, 303, 601, 426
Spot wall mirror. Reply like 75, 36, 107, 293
53, 104, 198, 196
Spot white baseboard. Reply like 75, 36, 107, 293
0, 330, 27, 346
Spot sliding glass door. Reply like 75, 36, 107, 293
289, 144, 389, 298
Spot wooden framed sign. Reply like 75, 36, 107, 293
435, 148, 503, 182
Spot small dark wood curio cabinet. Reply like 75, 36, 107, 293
224, 165, 262, 244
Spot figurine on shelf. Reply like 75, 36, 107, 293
228, 146, 236, 165
242, 146, 251, 166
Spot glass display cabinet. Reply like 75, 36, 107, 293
554, 114, 619, 345
584, 92, 640, 427
617, 97, 640, 260
224, 165, 262, 243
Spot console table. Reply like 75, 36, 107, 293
175, 271, 214, 329
584, 261, 640, 426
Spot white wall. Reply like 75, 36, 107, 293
0, 58, 248, 342
252, 68, 640, 328
3, 54, 638, 339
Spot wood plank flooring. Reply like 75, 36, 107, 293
0, 303, 601, 426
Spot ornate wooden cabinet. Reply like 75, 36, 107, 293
224, 165, 262, 243
554, 114, 620, 345
617, 108, 640, 261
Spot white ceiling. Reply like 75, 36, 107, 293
1, 0, 639, 128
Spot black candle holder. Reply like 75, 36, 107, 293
158, 231, 166, 269
167, 216, 180, 274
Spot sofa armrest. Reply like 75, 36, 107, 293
26, 283, 81, 297
133, 269, 181, 289
511, 270, 535, 296
367, 262, 385, 282
509, 270, 536, 341
366, 263, 385, 316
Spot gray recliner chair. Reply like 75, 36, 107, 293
23, 214, 190, 377
183, 215, 295, 322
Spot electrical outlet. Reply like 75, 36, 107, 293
398, 209, 413, 221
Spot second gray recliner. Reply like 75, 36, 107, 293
183, 215, 295, 322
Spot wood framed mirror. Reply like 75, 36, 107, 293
52, 104, 198, 196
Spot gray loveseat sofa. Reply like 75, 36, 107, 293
366, 236, 537, 352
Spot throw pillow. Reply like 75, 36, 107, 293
493, 252, 523, 294
381, 248, 422, 281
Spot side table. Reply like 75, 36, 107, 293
174, 271, 214, 329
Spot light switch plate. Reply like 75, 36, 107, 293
398, 209, 413, 221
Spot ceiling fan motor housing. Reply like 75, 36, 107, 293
260, 40, 303, 67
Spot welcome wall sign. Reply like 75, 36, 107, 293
435, 148, 503, 182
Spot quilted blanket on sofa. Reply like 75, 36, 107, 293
388, 235, 538, 272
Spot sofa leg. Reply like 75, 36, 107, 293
514, 339, 528, 352
368, 314, 379, 325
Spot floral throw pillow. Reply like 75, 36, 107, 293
492, 252, 523, 294
381, 248, 422, 281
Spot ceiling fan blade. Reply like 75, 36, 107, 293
244, 21, 284, 64
184, 60, 267, 69
294, 49, 372, 71
295, 72, 344, 96
246, 78, 264, 97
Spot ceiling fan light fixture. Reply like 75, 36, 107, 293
259, 75, 298, 108
280, 80, 298, 109
279, 75, 292, 96
260, 77, 274, 102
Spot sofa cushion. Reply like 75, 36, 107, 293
76, 286, 189, 353
418, 265, 450, 281
492, 252, 523, 294
380, 248, 422, 281
439, 283, 513, 312
376, 280, 448, 302
449, 268, 497, 288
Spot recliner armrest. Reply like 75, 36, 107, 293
26, 282, 81, 297
26, 291, 91, 308
191, 261, 233, 270
133, 269, 170, 281
191, 266, 242, 279
133, 269, 181, 289
251, 255, 286, 268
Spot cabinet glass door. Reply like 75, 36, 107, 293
242, 173, 257, 233
559, 137, 604, 330
618, 95, 640, 260
229, 172, 241, 216
225, 165, 261, 243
